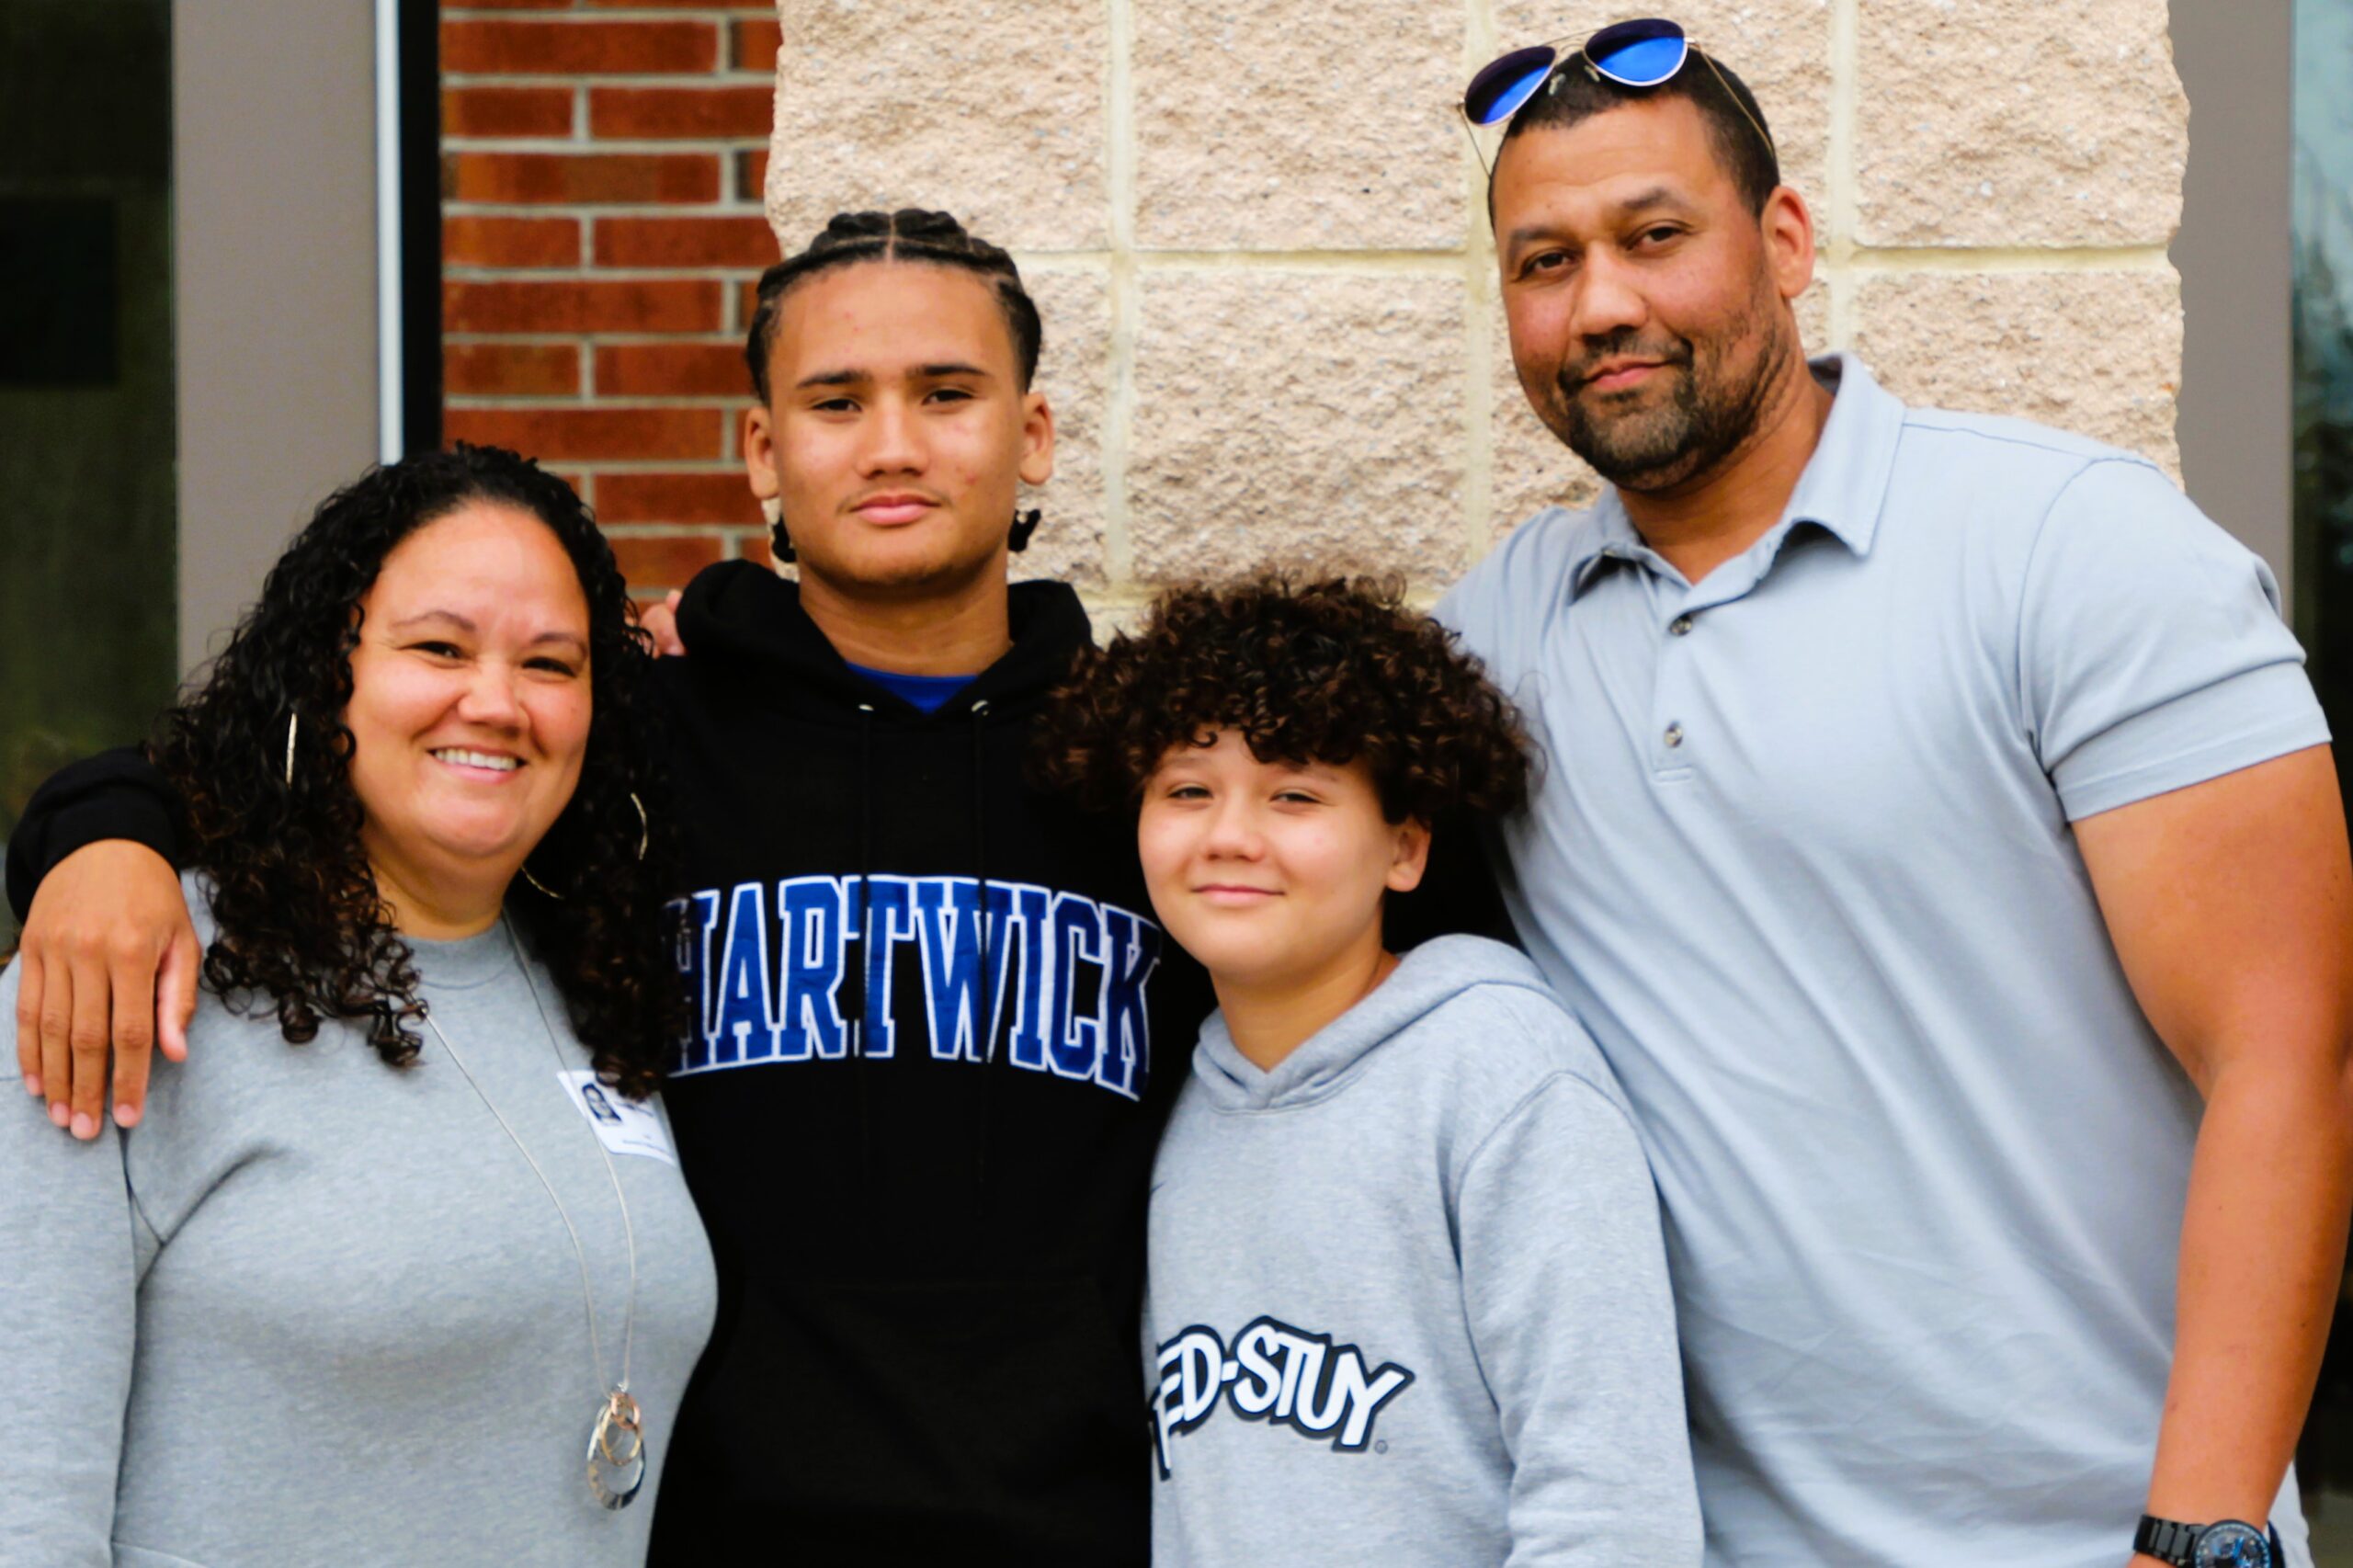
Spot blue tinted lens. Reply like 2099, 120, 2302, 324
1591, 33, 1688, 86
1465, 44, 1559, 124
1481, 61, 1558, 123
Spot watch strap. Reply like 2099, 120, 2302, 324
2137, 1515, 2199, 1566
2133, 1515, 2282, 1568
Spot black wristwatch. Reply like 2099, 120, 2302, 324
2134, 1514, 2283, 1567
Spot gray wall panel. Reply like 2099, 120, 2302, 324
173, 0, 381, 676
2173, 0, 2296, 589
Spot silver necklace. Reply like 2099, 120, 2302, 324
418, 917, 646, 1510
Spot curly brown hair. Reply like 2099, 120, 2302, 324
1036, 576, 1533, 824
150, 444, 682, 1097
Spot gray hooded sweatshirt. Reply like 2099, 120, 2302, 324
1146, 935, 1700, 1567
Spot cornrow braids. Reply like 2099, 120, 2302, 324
744, 208, 1044, 403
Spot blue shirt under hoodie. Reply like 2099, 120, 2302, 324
1145, 935, 1699, 1567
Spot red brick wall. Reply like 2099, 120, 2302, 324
439, 3, 784, 597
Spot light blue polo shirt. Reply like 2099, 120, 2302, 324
1438, 356, 2328, 1568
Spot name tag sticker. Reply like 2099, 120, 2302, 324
558, 1070, 678, 1165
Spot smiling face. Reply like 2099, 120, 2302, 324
1491, 95, 1814, 494
743, 259, 1053, 601
342, 501, 592, 928
1136, 729, 1429, 996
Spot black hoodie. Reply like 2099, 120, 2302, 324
647, 562, 1211, 1563
5, 562, 1211, 1565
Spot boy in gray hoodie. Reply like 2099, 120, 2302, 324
1040, 578, 1700, 1567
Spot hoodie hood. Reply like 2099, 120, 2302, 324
1191, 935, 1555, 1111
673, 559, 1095, 723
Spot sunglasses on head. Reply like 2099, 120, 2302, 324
1460, 17, 1777, 166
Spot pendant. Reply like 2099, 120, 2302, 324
586, 1389, 647, 1510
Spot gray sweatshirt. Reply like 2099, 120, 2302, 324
0, 881, 716, 1567
1146, 935, 1700, 1567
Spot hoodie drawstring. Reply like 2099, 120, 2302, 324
852, 704, 877, 1184
972, 699, 997, 1204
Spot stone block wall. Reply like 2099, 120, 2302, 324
763, 0, 2188, 618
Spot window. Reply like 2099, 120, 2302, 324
0, 0, 178, 944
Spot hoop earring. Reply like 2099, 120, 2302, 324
518, 791, 646, 901
1008, 508, 1041, 553
768, 517, 796, 564
283, 712, 298, 788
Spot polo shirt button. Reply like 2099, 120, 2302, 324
1664, 722, 1685, 748
1669, 615, 1694, 636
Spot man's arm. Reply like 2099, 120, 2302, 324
6, 747, 199, 1139
6, 745, 181, 921
1460, 1059, 1702, 1565
2074, 744, 2353, 1559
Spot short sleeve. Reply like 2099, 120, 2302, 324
2017, 459, 2329, 820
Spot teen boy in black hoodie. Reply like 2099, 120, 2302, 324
6, 209, 1211, 1564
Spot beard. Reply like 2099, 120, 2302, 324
1535, 293, 1790, 494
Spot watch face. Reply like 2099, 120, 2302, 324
2193, 1522, 2271, 1568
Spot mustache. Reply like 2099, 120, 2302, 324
1554, 333, 1695, 392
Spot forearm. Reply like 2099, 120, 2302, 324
6, 744, 183, 923
2143, 1055, 2353, 1538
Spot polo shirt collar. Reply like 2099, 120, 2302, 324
1779, 353, 1904, 557
1564, 493, 1651, 600
1562, 353, 1906, 602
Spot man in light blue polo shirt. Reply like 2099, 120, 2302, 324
1438, 26, 2353, 1568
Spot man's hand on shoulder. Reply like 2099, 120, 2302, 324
11, 841, 199, 1139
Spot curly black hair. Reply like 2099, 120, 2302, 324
149, 444, 682, 1096
1036, 576, 1533, 825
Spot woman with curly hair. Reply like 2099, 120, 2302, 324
1038, 577, 1699, 1567
0, 445, 715, 1564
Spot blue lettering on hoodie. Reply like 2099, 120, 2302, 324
711, 881, 780, 1065
995, 882, 1054, 1073
915, 878, 988, 1063
676, 889, 723, 1071
779, 876, 850, 1061
858, 874, 919, 1061
1048, 893, 1103, 1083
671, 876, 1158, 1103
1097, 908, 1161, 1101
